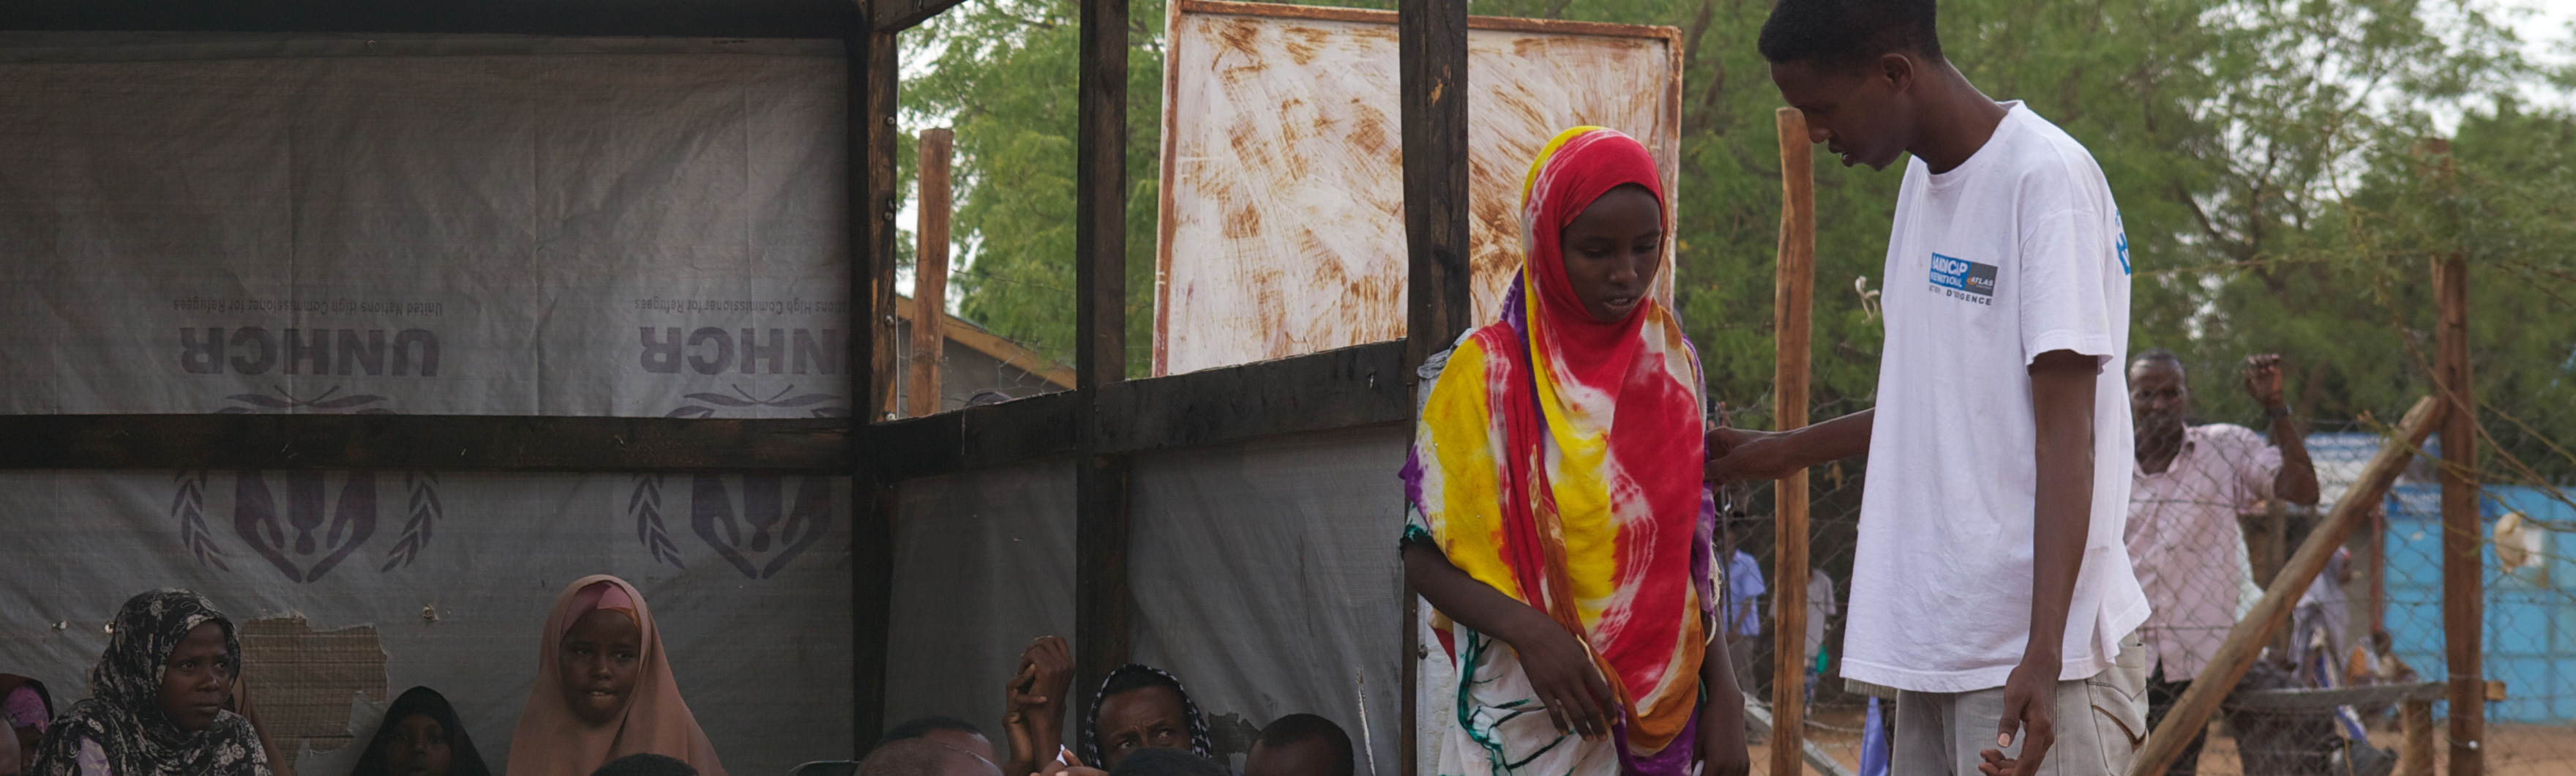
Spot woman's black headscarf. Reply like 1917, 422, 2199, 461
1080, 664, 1211, 768
349, 687, 491, 776
31, 589, 270, 776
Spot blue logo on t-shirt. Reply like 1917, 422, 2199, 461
1930, 253, 1997, 304
2115, 211, 2132, 275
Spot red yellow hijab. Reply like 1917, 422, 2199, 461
1408, 127, 1708, 760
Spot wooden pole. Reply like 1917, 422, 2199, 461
1769, 106, 1816, 776
2400, 699, 2435, 776
2127, 395, 2446, 776
847, 15, 902, 756
907, 127, 954, 418
1399, 0, 1469, 771
2434, 253, 2484, 776
1071, 0, 1135, 731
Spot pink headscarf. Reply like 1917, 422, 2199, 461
507, 575, 727, 776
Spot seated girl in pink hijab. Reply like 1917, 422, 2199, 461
507, 575, 726, 776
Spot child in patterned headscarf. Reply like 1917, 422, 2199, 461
1400, 127, 1748, 776
30, 589, 272, 776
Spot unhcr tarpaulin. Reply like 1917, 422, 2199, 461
0, 33, 855, 776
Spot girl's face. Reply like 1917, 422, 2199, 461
158, 622, 233, 732
1558, 184, 1664, 324
384, 713, 453, 776
1094, 685, 1188, 769
558, 609, 643, 726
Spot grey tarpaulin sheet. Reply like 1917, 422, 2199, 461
0, 470, 855, 776
0, 33, 850, 417
882, 460, 1079, 749
1128, 426, 1408, 776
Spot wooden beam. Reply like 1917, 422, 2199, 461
1768, 105, 1817, 776
1071, 0, 1135, 726
871, 0, 975, 32
0, 414, 847, 472
2433, 253, 2483, 776
909, 127, 956, 419
857, 389, 1081, 478
855, 30, 902, 424
894, 301, 1079, 390
1397, 0, 1472, 375
1395, 0, 1466, 764
848, 13, 900, 757
2128, 395, 2445, 776
0, 0, 855, 37
1094, 341, 1409, 454
2400, 699, 2434, 776
2223, 681, 2446, 712
850, 473, 898, 758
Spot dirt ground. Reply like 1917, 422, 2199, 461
1743, 706, 2576, 776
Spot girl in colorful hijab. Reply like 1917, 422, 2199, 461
348, 687, 490, 776
31, 589, 272, 776
1399, 127, 1748, 776
2, 674, 54, 775
506, 575, 725, 776
1079, 665, 1210, 772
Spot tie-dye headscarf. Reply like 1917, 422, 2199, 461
1403, 127, 1710, 774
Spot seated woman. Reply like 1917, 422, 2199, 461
31, 589, 272, 776
507, 575, 725, 776
348, 687, 489, 776
3, 674, 55, 775
1080, 665, 1208, 772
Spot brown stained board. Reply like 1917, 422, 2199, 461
1155, 0, 1682, 376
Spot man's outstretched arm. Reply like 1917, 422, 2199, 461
1706, 408, 1874, 482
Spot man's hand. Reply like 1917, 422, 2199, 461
1979, 657, 2059, 776
1513, 622, 1620, 740
1002, 636, 1074, 776
2241, 353, 2285, 408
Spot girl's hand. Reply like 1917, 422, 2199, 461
1510, 622, 1619, 740
1696, 691, 1750, 776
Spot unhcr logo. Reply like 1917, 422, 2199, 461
628, 474, 834, 579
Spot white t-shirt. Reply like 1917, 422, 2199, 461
1841, 102, 2152, 694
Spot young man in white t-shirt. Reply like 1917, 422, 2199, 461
1712, 1, 2151, 775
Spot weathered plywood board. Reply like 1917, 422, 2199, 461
1155, 0, 1680, 376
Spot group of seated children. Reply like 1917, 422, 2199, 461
7, 580, 1349, 776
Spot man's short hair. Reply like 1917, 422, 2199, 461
1254, 714, 1355, 776
859, 738, 992, 776
589, 754, 697, 776
877, 715, 984, 747
2131, 348, 2185, 370
1757, 0, 1944, 70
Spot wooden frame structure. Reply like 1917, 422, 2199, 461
0, 0, 1473, 764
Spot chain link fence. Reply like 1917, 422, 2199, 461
1721, 353, 2576, 776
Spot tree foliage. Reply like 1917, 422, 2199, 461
902, 0, 2576, 480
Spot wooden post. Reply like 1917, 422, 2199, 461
1072, 0, 1135, 728
1769, 106, 1816, 776
2400, 699, 2435, 776
1399, 0, 1469, 772
2127, 396, 2446, 776
847, 15, 902, 756
908, 128, 954, 418
2434, 253, 2483, 776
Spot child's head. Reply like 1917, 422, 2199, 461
558, 582, 644, 726
1243, 714, 1354, 776
1758, 0, 1946, 170
1105, 748, 1226, 776
856, 738, 999, 776
1087, 666, 1205, 770
588, 753, 695, 776
877, 716, 997, 766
